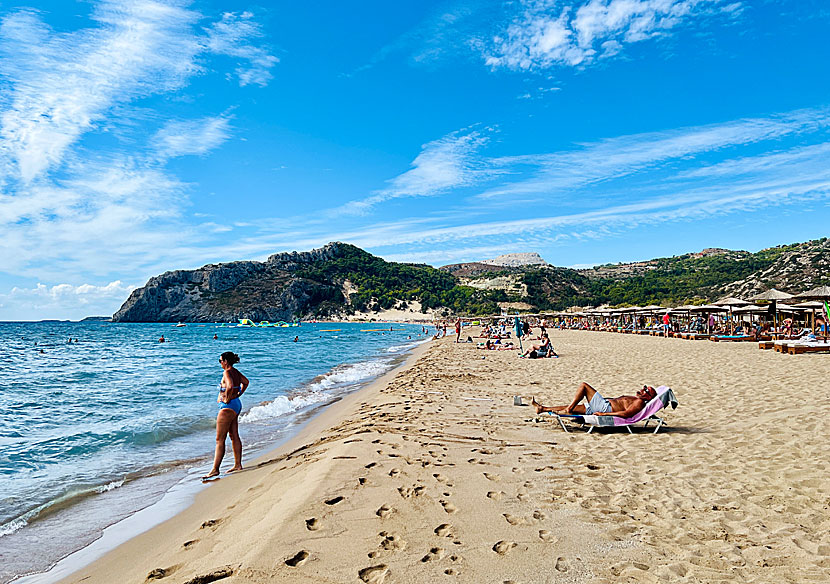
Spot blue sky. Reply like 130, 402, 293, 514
1, 0, 829, 319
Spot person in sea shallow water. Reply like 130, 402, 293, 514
204, 351, 249, 479
531, 382, 656, 417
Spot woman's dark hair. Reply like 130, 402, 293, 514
220, 351, 240, 365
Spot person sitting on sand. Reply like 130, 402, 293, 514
204, 351, 249, 479
531, 382, 656, 417
521, 333, 556, 358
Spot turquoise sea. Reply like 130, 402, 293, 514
0, 321, 428, 583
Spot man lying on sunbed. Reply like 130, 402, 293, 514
531, 382, 656, 417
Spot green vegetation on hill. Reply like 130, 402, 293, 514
295, 244, 505, 316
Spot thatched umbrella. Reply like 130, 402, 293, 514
713, 297, 752, 333
795, 285, 830, 300
750, 289, 794, 332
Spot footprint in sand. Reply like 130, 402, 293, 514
532, 510, 546, 522
539, 530, 557, 543
365, 462, 378, 469
378, 532, 407, 551
503, 514, 524, 526
376, 504, 394, 518
492, 541, 517, 555
325, 496, 344, 506
305, 518, 320, 531
200, 519, 221, 529
439, 500, 458, 514
388, 468, 401, 477
182, 567, 233, 584
358, 477, 368, 486
147, 566, 178, 580
285, 550, 310, 567
182, 540, 198, 549
434, 523, 453, 537
421, 547, 445, 562
358, 564, 388, 584
555, 557, 569, 572
487, 491, 505, 501
433, 473, 446, 482
483, 473, 501, 482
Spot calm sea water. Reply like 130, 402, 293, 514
0, 321, 427, 582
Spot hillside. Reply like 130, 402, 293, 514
112, 243, 504, 322
113, 238, 830, 322
440, 238, 830, 311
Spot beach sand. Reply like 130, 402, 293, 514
56, 329, 830, 583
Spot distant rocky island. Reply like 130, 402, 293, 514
112, 238, 830, 322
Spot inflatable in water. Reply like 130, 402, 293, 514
236, 319, 302, 328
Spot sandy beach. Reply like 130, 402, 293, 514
55, 329, 830, 584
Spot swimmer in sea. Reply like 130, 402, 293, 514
203, 351, 249, 479
158, 335, 165, 343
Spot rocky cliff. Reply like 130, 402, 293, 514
112, 243, 346, 322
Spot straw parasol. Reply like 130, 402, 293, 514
795, 285, 830, 301
750, 289, 794, 331
712, 297, 751, 333
713, 296, 751, 306
750, 289, 794, 302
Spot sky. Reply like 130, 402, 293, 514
1, 0, 829, 320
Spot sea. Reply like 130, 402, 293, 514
0, 320, 429, 583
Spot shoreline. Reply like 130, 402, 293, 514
42, 329, 830, 583
7, 331, 429, 584
29, 340, 433, 584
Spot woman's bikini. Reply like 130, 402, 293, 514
218, 382, 243, 416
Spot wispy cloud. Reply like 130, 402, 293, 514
0, 1, 276, 282
350, 3, 487, 74
153, 116, 232, 158
204, 11, 279, 86
335, 126, 501, 215
477, 106, 830, 199
485, 0, 743, 70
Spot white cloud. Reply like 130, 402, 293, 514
0, 280, 137, 320
153, 116, 231, 158
204, 11, 279, 86
485, 0, 741, 70
0, 1, 277, 285
0, 1, 202, 183
335, 127, 501, 215
478, 107, 830, 199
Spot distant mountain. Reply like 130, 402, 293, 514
112, 238, 830, 321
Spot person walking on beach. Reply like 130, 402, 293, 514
455, 317, 462, 343
204, 351, 249, 479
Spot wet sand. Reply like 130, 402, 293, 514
56, 329, 830, 583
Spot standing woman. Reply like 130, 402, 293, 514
204, 351, 249, 479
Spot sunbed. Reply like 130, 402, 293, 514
786, 342, 830, 355
710, 335, 752, 342
543, 386, 678, 434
